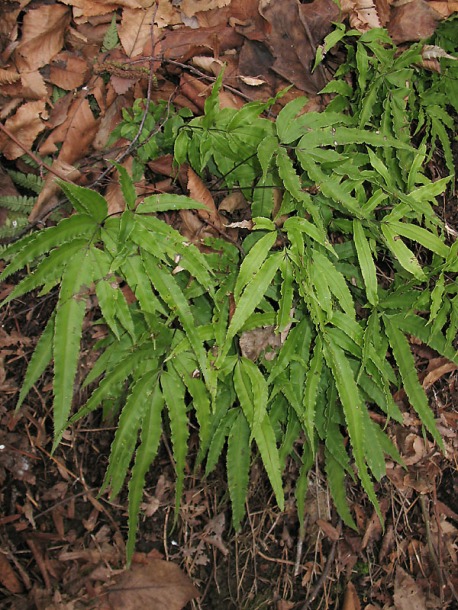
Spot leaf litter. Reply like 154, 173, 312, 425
0, 0, 457, 608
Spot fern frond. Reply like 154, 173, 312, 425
104, 367, 159, 499
0, 195, 36, 213
0, 215, 99, 286
7, 170, 44, 194
227, 412, 251, 530
52, 249, 93, 448
161, 366, 189, 513
127, 384, 164, 564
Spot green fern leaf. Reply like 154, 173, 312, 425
142, 252, 210, 386
218, 251, 283, 365
234, 359, 284, 509
104, 367, 159, 499
134, 217, 214, 296
70, 346, 157, 424
57, 180, 108, 223
113, 163, 137, 210
313, 251, 356, 318
96, 279, 135, 341
102, 13, 119, 51
127, 384, 164, 564
303, 335, 324, 444
0, 195, 36, 212
161, 366, 189, 512
322, 334, 381, 522
381, 223, 427, 280
227, 411, 251, 530
52, 249, 93, 449
353, 220, 378, 306
16, 312, 55, 410
121, 256, 167, 317
277, 255, 294, 332
283, 217, 335, 255
234, 231, 277, 301
173, 351, 212, 453
388, 312, 458, 364
325, 448, 357, 529
2, 239, 88, 306
7, 170, 43, 194
205, 408, 238, 475
0, 215, 98, 285
384, 316, 443, 448
385, 221, 449, 258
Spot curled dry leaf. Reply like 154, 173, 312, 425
106, 558, 199, 610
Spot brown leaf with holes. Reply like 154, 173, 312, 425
13, 4, 71, 72
394, 566, 427, 610
106, 558, 199, 610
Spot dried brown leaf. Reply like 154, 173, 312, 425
181, 0, 231, 18
107, 559, 199, 610
393, 566, 427, 610
342, 581, 361, 610
0, 554, 23, 594
0, 100, 47, 160
0, 69, 21, 84
49, 52, 90, 90
187, 167, 223, 228
388, 0, 441, 43
39, 96, 99, 164
14, 4, 71, 72
119, 7, 158, 57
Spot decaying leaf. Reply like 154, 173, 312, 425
106, 558, 199, 610
393, 566, 428, 610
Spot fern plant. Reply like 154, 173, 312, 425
1, 28, 457, 564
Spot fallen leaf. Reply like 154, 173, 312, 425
106, 558, 199, 610
119, 7, 158, 57
13, 4, 71, 72
388, 0, 441, 43
342, 581, 361, 610
0, 100, 47, 160
393, 566, 427, 610
0, 553, 23, 594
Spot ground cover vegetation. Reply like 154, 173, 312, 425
1, 21, 457, 579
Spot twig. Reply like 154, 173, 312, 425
291, 519, 342, 610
